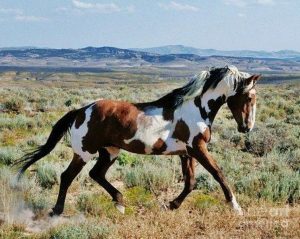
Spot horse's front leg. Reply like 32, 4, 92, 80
169, 154, 196, 210
187, 137, 243, 215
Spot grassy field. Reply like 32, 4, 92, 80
0, 72, 299, 238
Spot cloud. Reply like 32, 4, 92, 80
0, 8, 23, 15
224, 0, 247, 7
256, 0, 275, 5
224, 0, 275, 7
72, 0, 121, 13
159, 1, 199, 12
126, 5, 135, 13
15, 15, 48, 22
0, 7, 47, 22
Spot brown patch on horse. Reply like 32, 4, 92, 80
81, 100, 141, 154
74, 103, 95, 129
75, 109, 86, 129
162, 108, 175, 121
194, 95, 225, 122
172, 119, 190, 143
187, 128, 211, 155
152, 138, 167, 154
124, 139, 145, 154
164, 150, 187, 155
227, 90, 256, 130
135, 101, 175, 121
207, 95, 226, 122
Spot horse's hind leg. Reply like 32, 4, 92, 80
169, 154, 196, 210
50, 153, 86, 216
89, 147, 125, 213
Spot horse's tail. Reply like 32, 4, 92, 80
14, 109, 79, 180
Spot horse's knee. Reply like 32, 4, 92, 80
89, 168, 98, 180
89, 168, 105, 182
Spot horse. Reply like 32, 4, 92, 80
15, 65, 261, 216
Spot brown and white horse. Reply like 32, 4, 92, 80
16, 66, 260, 216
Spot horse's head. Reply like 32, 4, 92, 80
227, 74, 261, 133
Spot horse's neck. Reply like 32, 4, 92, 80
195, 79, 235, 125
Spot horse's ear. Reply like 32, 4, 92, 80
245, 74, 261, 85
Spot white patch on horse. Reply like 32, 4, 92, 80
124, 107, 171, 154
174, 101, 208, 146
247, 102, 256, 131
115, 203, 125, 214
248, 88, 256, 130
201, 80, 230, 114
70, 104, 97, 162
105, 147, 120, 160
249, 88, 256, 95
230, 195, 243, 215
243, 79, 255, 93
163, 138, 186, 154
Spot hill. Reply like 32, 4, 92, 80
1, 46, 300, 73
132, 45, 300, 59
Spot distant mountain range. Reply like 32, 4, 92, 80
1, 46, 300, 73
132, 45, 300, 59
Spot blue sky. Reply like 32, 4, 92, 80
0, 0, 299, 51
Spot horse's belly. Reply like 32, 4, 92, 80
163, 138, 187, 155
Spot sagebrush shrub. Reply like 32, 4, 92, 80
36, 163, 58, 189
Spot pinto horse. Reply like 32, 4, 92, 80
16, 66, 260, 216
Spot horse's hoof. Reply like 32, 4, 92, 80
115, 203, 125, 214
169, 201, 180, 210
48, 208, 62, 217
48, 210, 56, 217
230, 196, 244, 216
234, 208, 244, 216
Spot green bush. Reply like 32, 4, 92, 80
0, 114, 33, 130
77, 193, 116, 217
196, 174, 217, 193
244, 127, 275, 156
26, 192, 50, 216
190, 194, 220, 212
49, 221, 113, 239
36, 163, 58, 189
0, 147, 21, 165
117, 152, 139, 166
124, 186, 156, 209
122, 158, 179, 192
2, 98, 24, 113
234, 152, 300, 203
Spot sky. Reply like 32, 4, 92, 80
0, 0, 299, 51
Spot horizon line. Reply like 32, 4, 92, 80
0, 44, 299, 53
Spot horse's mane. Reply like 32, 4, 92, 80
140, 66, 245, 110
